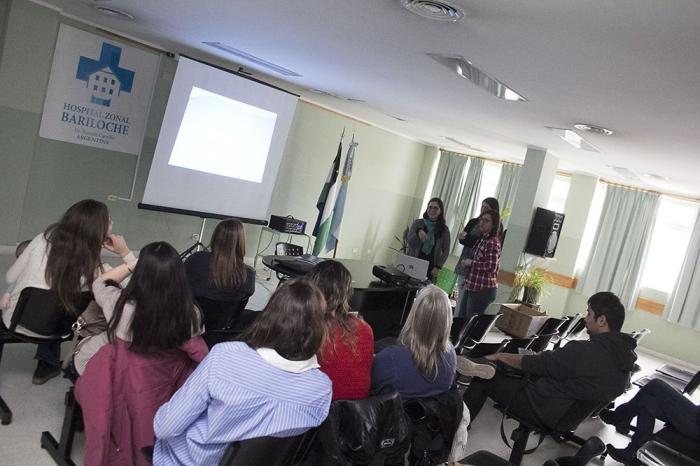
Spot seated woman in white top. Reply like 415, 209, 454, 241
153, 279, 332, 466
2, 199, 134, 385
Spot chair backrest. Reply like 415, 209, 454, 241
455, 313, 502, 350
9, 287, 92, 336
528, 333, 558, 353
543, 435, 606, 466
195, 296, 248, 331
218, 430, 315, 466
537, 318, 566, 337
353, 287, 416, 340
501, 336, 535, 354
314, 390, 411, 465
683, 370, 700, 395
275, 242, 304, 256
460, 340, 507, 358
628, 328, 651, 342
565, 318, 587, 340
556, 315, 581, 339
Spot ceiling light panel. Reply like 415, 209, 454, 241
203, 42, 301, 77
428, 54, 526, 101
546, 127, 599, 152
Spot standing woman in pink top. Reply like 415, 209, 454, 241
461, 209, 502, 320
307, 260, 374, 400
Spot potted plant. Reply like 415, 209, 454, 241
389, 224, 410, 254
509, 266, 551, 305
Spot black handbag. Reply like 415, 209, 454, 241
315, 391, 411, 465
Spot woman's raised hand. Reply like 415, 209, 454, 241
103, 234, 131, 258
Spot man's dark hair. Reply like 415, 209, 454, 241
588, 291, 625, 332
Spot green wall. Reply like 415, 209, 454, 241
0, 0, 430, 265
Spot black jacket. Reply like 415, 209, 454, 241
521, 331, 637, 428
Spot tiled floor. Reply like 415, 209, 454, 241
0, 253, 695, 465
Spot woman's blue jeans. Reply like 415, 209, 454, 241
617, 378, 700, 453
464, 287, 497, 321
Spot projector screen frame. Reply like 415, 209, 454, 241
180, 54, 298, 99
138, 203, 268, 226
140, 54, 299, 225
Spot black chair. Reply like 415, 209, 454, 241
0, 395, 11, 425
629, 328, 651, 342
0, 287, 91, 426
528, 333, 559, 353
536, 318, 567, 337
543, 435, 606, 466
40, 386, 82, 466
461, 435, 606, 466
353, 287, 417, 341
219, 430, 317, 466
308, 390, 410, 465
499, 397, 610, 465
453, 313, 502, 350
551, 315, 581, 348
643, 370, 700, 463
555, 318, 586, 348
195, 296, 249, 347
459, 336, 535, 359
275, 242, 305, 282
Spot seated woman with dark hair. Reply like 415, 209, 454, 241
3, 199, 134, 384
371, 285, 457, 399
184, 218, 255, 304
75, 241, 207, 466
307, 260, 374, 400
153, 279, 332, 466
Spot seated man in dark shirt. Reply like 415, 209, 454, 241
461, 292, 637, 430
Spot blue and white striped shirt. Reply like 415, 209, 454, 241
153, 342, 332, 466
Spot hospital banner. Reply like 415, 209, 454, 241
39, 24, 159, 155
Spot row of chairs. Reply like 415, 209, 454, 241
46, 386, 463, 466
451, 313, 588, 360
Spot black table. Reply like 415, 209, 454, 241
262, 255, 419, 339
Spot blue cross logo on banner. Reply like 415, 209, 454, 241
75, 43, 135, 107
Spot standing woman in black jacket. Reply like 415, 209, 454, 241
454, 197, 499, 318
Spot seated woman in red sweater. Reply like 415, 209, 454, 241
307, 260, 374, 400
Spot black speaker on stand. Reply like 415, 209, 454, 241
524, 207, 565, 258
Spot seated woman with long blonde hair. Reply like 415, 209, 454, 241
371, 285, 456, 398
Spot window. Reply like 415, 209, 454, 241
472, 161, 502, 218
575, 182, 607, 275
639, 197, 699, 294
546, 175, 570, 213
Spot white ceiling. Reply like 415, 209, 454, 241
33, 0, 700, 197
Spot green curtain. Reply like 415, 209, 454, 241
665, 210, 700, 330
449, 158, 483, 254
495, 163, 521, 228
578, 185, 660, 310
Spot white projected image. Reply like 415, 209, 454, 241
168, 86, 277, 183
